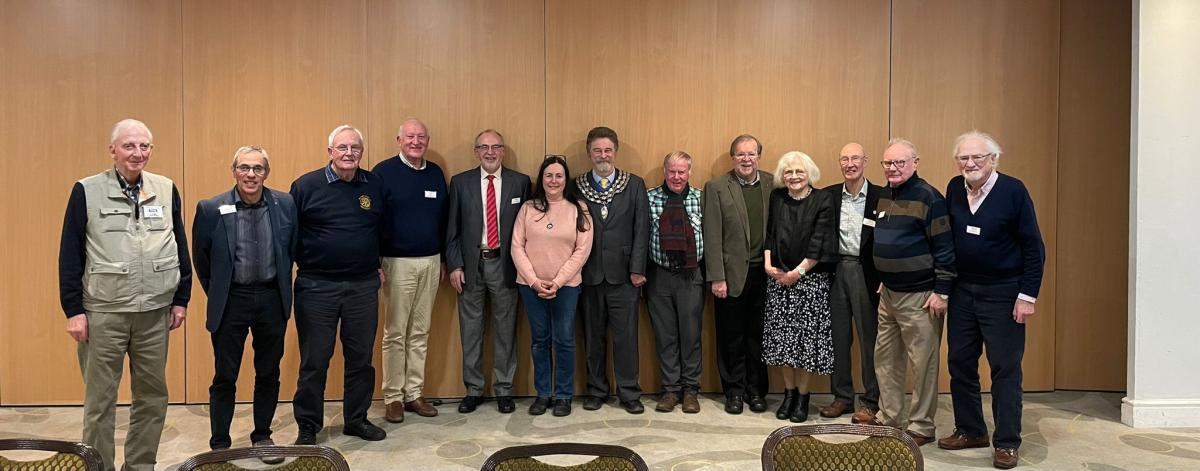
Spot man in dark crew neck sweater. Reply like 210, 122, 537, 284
937, 131, 1044, 471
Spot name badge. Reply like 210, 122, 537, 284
966, 225, 982, 236
218, 204, 236, 215
424, 190, 437, 199
862, 218, 876, 228
511, 197, 521, 204
143, 205, 164, 218
877, 211, 886, 218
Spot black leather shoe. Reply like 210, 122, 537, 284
777, 389, 798, 420
343, 419, 386, 441
497, 396, 516, 414
529, 397, 550, 415
747, 395, 768, 413
458, 395, 482, 413
725, 394, 744, 415
789, 393, 810, 423
552, 398, 573, 417
582, 396, 604, 411
621, 399, 645, 414
294, 427, 317, 446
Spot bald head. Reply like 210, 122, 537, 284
397, 118, 430, 163
838, 142, 867, 183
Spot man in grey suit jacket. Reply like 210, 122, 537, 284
703, 134, 774, 414
192, 146, 297, 455
574, 126, 650, 414
445, 129, 531, 414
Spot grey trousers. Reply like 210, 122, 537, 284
458, 255, 519, 396
581, 281, 642, 402
77, 308, 170, 471
828, 257, 880, 408
645, 264, 704, 393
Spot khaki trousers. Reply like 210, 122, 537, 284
76, 308, 170, 471
873, 287, 944, 438
381, 255, 440, 403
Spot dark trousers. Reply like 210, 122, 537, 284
947, 280, 1025, 449
645, 264, 704, 393
209, 283, 286, 449
292, 274, 381, 432
828, 257, 880, 408
580, 281, 642, 402
519, 285, 582, 399
713, 266, 769, 398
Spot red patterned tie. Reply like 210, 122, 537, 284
486, 175, 499, 249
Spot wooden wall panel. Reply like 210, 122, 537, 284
0, 0, 185, 405
547, 0, 890, 393
1054, 0, 1130, 391
364, 0, 546, 397
181, 0, 370, 402
891, 0, 1061, 391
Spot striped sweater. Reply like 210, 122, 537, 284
872, 173, 956, 294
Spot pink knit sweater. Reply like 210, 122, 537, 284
511, 199, 593, 288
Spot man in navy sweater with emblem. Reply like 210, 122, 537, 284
937, 131, 1044, 470
289, 125, 387, 444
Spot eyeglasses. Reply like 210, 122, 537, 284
235, 165, 267, 175
120, 143, 154, 152
955, 153, 995, 164
839, 155, 865, 164
475, 144, 504, 152
333, 144, 363, 155
733, 152, 759, 159
880, 158, 912, 169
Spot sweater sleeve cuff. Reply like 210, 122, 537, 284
1017, 293, 1037, 303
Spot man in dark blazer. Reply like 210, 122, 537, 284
703, 134, 774, 414
445, 129, 531, 415
818, 142, 884, 424
192, 146, 296, 456
574, 126, 650, 414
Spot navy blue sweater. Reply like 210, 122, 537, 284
372, 156, 448, 258
873, 173, 956, 294
289, 165, 385, 280
945, 173, 1045, 297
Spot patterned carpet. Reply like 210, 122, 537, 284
2, 391, 1199, 470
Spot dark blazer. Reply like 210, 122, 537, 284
445, 166, 531, 286
702, 170, 775, 298
192, 187, 297, 333
822, 180, 883, 305
578, 170, 650, 286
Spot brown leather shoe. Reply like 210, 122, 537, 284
818, 399, 853, 418
681, 392, 701, 414
655, 392, 678, 412
994, 448, 1019, 469
938, 429, 990, 450
385, 401, 405, 423
905, 430, 933, 447
851, 406, 879, 424
404, 397, 439, 417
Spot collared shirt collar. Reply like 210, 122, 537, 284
591, 169, 618, 184
734, 170, 759, 186
480, 166, 501, 180
965, 170, 999, 196
325, 163, 368, 184
401, 155, 427, 171
842, 179, 869, 198
232, 188, 267, 208
661, 182, 691, 199
113, 168, 143, 190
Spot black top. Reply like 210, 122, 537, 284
289, 165, 386, 280
945, 173, 1045, 297
58, 181, 193, 317
232, 194, 276, 284
764, 187, 837, 273
873, 173, 956, 294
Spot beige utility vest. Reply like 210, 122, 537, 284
79, 169, 181, 313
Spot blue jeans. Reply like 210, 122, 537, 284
519, 285, 580, 400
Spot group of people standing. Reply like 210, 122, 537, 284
59, 118, 1042, 471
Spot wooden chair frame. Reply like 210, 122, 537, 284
481, 442, 649, 471
761, 423, 925, 471
177, 445, 350, 471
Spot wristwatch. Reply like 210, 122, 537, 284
792, 266, 807, 276
937, 293, 949, 301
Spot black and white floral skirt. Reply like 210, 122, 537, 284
762, 272, 834, 374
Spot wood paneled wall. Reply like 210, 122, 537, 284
0, 0, 1130, 405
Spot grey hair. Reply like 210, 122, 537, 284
110, 118, 152, 144
231, 145, 270, 169
327, 125, 364, 147
774, 151, 822, 187
663, 150, 693, 171
952, 130, 1003, 158
475, 128, 504, 145
886, 137, 918, 159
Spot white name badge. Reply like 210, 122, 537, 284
877, 211, 886, 218
966, 225, 982, 236
218, 204, 237, 215
142, 205, 164, 218
424, 190, 437, 199
511, 197, 521, 204
862, 218, 876, 228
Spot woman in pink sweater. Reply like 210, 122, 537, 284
511, 155, 593, 417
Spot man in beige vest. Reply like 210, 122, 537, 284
58, 118, 192, 471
